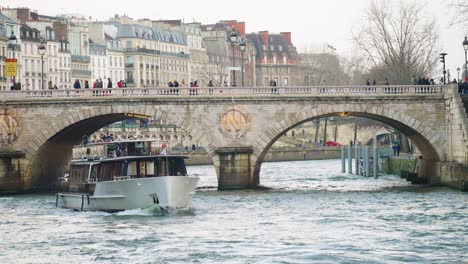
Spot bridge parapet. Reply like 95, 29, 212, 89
0, 85, 444, 100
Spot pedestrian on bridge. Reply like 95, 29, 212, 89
73, 80, 81, 89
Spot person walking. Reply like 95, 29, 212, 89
107, 78, 112, 88
73, 79, 81, 89
208, 80, 214, 95
84, 80, 89, 88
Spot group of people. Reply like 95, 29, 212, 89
72, 78, 126, 89
48, 81, 58, 89
392, 143, 401, 157
81, 133, 115, 145
167, 80, 201, 88
412, 76, 436, 85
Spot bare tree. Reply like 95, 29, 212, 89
191, 52, 230, 86
449, 0, 468, 25
300, 52, 350, 85
352, 0, 439, 84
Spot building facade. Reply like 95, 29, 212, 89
20, 24, 45, 90
0, 20, 7, 90
58, 40, 72, 89
246, 31, 302, 87
90, 41, 107, 87
69, 24, 91, 88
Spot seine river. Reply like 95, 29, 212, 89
0, 160, 467, 263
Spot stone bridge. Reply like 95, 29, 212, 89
1, 84, 467, 193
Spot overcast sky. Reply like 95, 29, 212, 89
2, 0, 466, 80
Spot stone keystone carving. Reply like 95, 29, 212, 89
0, 109, 21, 145
219, 108, 251, 140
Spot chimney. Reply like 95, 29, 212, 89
259, 31, 269, 49
281, 32, 292, 46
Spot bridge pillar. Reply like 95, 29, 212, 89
214, 146, 257, 190
0, 150, 26, 194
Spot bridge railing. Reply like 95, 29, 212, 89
0, 85, 445, 99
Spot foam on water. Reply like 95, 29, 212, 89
1, 159, 466, 263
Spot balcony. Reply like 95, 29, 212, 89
125, 48, 160, 55
160, 51, 190, 59
71, 69, 92, 77
125, 63, 134, 69
71, 55, 91, 63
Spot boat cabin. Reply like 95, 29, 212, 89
60, 140, 189, 193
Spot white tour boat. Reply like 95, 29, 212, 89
56, 139, 199, 212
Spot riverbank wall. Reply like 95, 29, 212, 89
185, 147, 341, 166
381, 157, 468, 191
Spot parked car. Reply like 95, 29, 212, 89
325, 141, 341, 147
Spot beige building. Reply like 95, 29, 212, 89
20, 24, 46, 90
184, 22, 209, 86
69, 24, 91, 87
57, 40, 72, 89
0, 20, 7, 90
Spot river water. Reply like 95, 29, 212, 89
0, 159, 467, 263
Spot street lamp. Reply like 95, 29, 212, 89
463, 36, 468, 82
8, 31, 17, 89
439, 53, 447, 85
229, 31, 239, 87
239, 41, 246, 87
38, 41, 46, 90
457, 67, 461, 83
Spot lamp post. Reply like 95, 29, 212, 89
457, 67, 461, 83
229, 31, 239, 87
239, 41, 246, 87
463, 37, 468, 82
38, 41, 46, 90
8, 31, 17, 89
439, 53, 447, 85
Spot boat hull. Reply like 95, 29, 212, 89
57, 176, 199, 211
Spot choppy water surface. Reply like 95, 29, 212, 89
0, 159, 467, 263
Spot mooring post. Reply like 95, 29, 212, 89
347, 145, 352, 174
365, 146, 370, 177
355, 145, 359, 176
341, 145, 346, 173
373, 145, 378, 179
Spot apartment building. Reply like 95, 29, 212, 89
0, 20, 7, 90
69, 24, 91, 87
246, 31, 302, 87
20, 24, 45, 90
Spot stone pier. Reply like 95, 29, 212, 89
214, 147, 256, 190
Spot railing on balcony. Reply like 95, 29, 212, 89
160, 51, 190, 59
71, 55, 91, 63
125, 48, 160, 55
125, 63, 134, 68
0, 85, 448, 100
71, 69, 92, 76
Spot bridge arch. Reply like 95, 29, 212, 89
252, 104, 445, 184
22, 104, 214, 190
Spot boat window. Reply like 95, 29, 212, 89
96, 162, 123, 181
69, 165, 89, 183
159, 159, 167, 176
171, 158, 187, 176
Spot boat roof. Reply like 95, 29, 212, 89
71, 154, 189, 165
